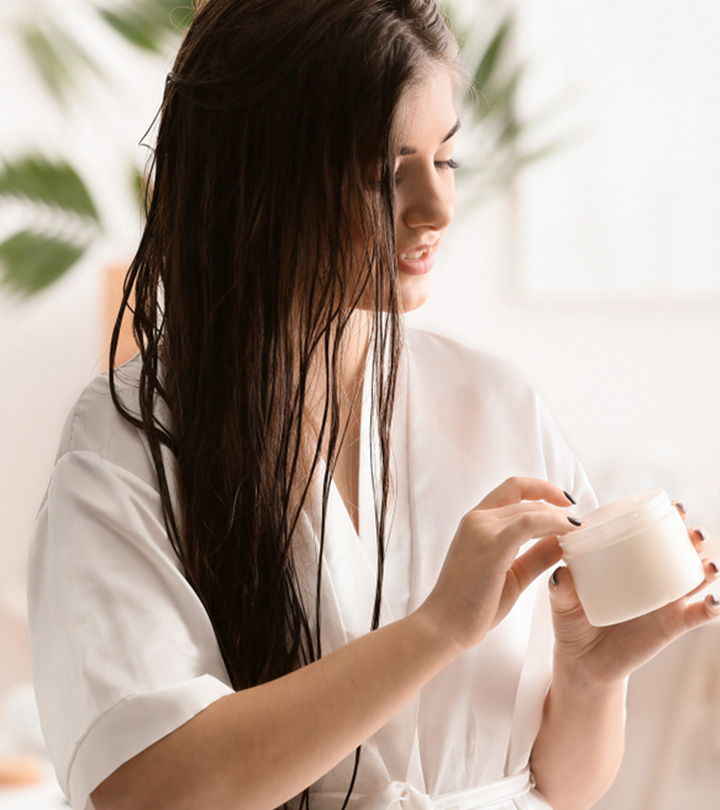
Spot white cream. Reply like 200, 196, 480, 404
558, 489, 705, 626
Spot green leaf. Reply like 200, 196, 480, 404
0, 157, 101, 223
497, 116, 522, 145
20, 20, 103, 103
98, 7, 163, 53
51, 21, 105, 79
130, 162, 153, 216
151, 0, 195, 33
96, 0, 195, 53
0, 231, 88, 296
481, 64, 526, 120
471, 17, 512, 95
20, 25, 76, 101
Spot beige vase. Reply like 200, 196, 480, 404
104, 262, 139, 369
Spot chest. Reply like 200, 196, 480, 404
331, 419, 361, 536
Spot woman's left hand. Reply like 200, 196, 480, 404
549, 515, 720, 687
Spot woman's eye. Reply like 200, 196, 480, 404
435, 158, 460, 171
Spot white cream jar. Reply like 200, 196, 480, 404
558, 489, 705, 626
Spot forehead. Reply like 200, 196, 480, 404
394, 67, 459, 146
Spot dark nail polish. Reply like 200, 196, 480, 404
567, 516, 582, 527
709, 595, 720, 608
551, 567, 561, 586
563, 490, 577, 505
695, 527, 709, 542
675, 501, 687, 515
709, 561, 719, 575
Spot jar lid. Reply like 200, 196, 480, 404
559, 488, 671, 556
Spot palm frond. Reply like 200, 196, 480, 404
0, 231, 88, 296
20, 25, 76, 101
470, 17, 512, 100
0, 157, 100, 223
20, 21, 102, 102
96, 0, 194, 53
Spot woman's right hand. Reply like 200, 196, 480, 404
416, 477, 579, 652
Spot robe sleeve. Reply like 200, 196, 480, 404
28, 449, 234, 810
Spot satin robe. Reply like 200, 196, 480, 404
28, 327, 597, 810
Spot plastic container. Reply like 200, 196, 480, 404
558, 489, 705, 626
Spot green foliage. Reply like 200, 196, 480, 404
0, 156, 102, 295
3, 0, 194, 297
5, 1, 566, 295
438, 3, 570, 206
0, 231, 88, 296
0, 157, 100, 223
20, 21, 100, 103
471, 17, 512, 96
96, 0, 195, 54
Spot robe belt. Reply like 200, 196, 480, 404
313, 767, 534, 809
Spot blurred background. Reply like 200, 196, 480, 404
1, 0, 719, 807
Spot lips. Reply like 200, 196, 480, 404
397, 244, 436, 276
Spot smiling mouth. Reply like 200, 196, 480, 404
398, 247, 431, 261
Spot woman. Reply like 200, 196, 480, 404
28, 1, 719, 809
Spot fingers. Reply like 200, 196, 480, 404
547, 565, 585, 615
549, 560, 720, 637
672, 500, 687, 520
690, 526, 709, 552
463, 501, 582, 551
670, 499, 709, 552
509, 535, 563, 595
496, 536, 562, 627
702, 593, 720, 621
475, 476, 576, 511
682, 558, 720, 598
668, 593, 720, 634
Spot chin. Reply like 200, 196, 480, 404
398, 276, 430, 313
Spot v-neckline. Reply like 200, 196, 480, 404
317, 345, 373, 543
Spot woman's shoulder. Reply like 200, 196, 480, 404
404, 327, 536, 400
403, 327, 592, 504
56, 353, 157, 487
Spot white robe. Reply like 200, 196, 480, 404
28, 327, 598, 810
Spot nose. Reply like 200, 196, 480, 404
399, 170, 455, 232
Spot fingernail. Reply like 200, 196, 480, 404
567, 516, 582, 527
563, 490, 577, 505
675, 501, 687, 516
709, 561, 720, 575
706, 594, 720, 611
694, 527, 709, 542
551, 567, 561, 586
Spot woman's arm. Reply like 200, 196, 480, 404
92, 610, 457, 810
529, 655, 626, 810
531, 536, 720, 810
91, 477, 574, 810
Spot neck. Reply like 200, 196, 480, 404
340, 310, 371, 399
304, 309, 371, 450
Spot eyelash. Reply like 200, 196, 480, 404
391, 157, 461, 185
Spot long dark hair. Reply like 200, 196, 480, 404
109, 0, 457, 805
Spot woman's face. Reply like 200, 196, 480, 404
393, 67, 459, 313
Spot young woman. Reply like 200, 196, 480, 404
28, 1, 719, 809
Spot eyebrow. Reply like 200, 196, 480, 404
398, 119, 461, 156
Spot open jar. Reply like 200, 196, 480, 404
558, 489, 705, 626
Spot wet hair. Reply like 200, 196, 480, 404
109, 1, 457, 806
